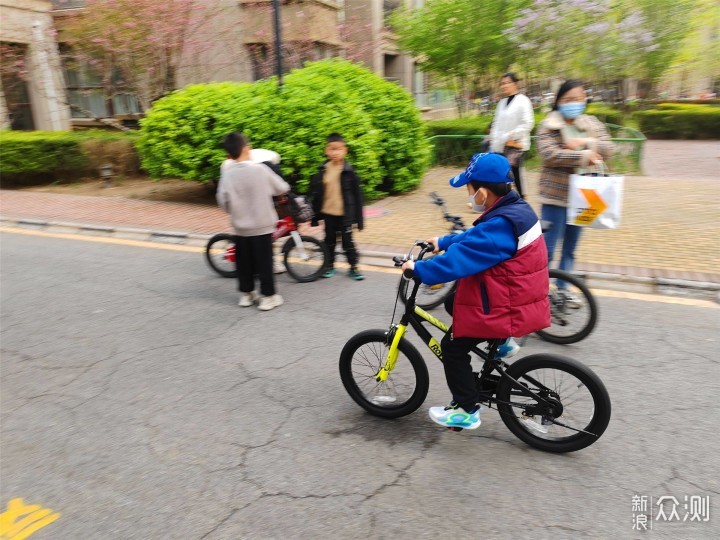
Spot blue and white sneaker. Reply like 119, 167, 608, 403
496, 337, 520, 359
428, 402, 482, 430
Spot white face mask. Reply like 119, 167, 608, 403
469, 190, 486, 213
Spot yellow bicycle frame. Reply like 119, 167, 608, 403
376, 305, 451, 381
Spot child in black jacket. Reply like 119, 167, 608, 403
309, 133, 365, 280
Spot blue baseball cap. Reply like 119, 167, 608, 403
449, 153, 512, 187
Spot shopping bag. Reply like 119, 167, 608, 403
566, 168, 623, 229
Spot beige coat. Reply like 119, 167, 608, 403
536, 111, 614, 207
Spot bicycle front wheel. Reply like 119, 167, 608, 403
339, 329, 429, 419
205, 233, 237, 278
283, 235, 328, 283
536, 269, 598, 345
496, 354, 611, 453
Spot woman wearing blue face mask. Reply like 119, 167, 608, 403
536, 79, 614, 293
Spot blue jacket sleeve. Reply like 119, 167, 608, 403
414, 217, 517, 286
437, 230, 468, 251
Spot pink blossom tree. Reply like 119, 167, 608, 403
58, 0, 244, 112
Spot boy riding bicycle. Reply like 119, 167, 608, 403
402, 153, 550, 430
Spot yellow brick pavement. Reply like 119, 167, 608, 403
354, 168, 720, 276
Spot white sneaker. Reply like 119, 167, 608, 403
258, 294, 284, 311
273, 260, 286, 274
495, 337, 520, 359
238, 291, 258, 307
428, 402, 482, 430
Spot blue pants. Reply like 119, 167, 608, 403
541, 204, 583, 277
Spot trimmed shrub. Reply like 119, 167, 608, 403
634, 108, 720, 139
0, 130, 140, 184
425, 116, 493, 137
424, 113, 545, 166
586, 104, 624, 125
138, 59, 430, 198
0, 131, 88, 182
653, 103, 719, 111
289, 60, 430, 194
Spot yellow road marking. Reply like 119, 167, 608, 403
0, 226, 202, 253
2, 226, 717, 307
0, 498, 60, 539
591, 288, 719, 309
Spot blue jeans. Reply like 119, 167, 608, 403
541, 204, 583, 278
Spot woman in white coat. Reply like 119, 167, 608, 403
488, 73, 535, 199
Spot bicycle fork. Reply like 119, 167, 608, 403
289, 230, 308, 260
376, 324, 407, 382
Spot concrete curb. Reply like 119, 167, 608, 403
3, 216, 718, 301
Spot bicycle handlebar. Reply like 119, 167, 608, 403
393, 241, 435, 279
429, 191, 446, 207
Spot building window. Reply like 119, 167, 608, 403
61, 47, 140, 118
0, 42, 35, 130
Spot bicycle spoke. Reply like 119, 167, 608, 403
346, 340, 417, 408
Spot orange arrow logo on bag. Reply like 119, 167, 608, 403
574, 189, 608, 225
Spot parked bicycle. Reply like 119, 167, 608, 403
205, 192, 329, 283
340, 241, 611, 453
398, 192, 598, 344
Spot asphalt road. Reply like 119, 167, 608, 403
1, 230, 718, 539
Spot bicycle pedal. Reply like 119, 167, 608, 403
447, 426, 464, 432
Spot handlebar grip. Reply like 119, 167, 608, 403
392, 255, 406, 267
403, 268, 414, 279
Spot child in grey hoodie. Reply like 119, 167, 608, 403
217, 132, 290, 311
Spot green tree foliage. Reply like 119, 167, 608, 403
628, 0, 696, 88
389, 0, 522, 110
137, 60, 430, 197
660, 0, 720, 94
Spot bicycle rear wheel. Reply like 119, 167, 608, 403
496, 354, 611, 453
536, 269, 598, 345
283, 235, 328, 283
339, 329, 429, 419
205, 233, 237, 278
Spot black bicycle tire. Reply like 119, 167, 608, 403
283, 235, 328, 283
205, 233, 237, 278
339, 329, 430, 419
398, 273, 457, 310
536, 269, 598, 345
495, 354, 611, 453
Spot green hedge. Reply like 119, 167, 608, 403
0, 131, 88, 182
138, 59, 430, 198
425, 114, 546, 166
0, 130, 140, 183
634, 108, 720, 139
586, 104, 624, 125
424, 116, 646, 173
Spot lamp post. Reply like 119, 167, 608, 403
272, 0, 283, 89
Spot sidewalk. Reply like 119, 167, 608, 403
1, 142, 719, 290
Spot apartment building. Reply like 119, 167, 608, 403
340, 0, 428, 107
1, 0, 430, 130
0, 0, 71, 130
